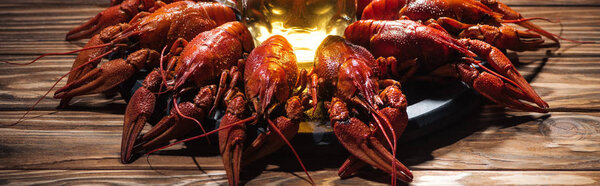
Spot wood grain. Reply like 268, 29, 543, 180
2, 170, 600, 185
1, 0, 599, 185
2, 111, 599, 170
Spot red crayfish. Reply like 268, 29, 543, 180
310, 35, 412, 184
121, 21, 254, 163
219, 35, 312, 185
345, 19, 548, 113
55, 1, 237, 108
65, 0, 208, 41
360, 0, 560, 51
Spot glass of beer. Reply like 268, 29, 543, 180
237, 0, 356, 68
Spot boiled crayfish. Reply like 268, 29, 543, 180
65, 0, 209, 41
55, 1, 238, 108
121, 21, 254, 164
345, 19, 548, 113
311, 35, 412, 184
360, 0, 559, 51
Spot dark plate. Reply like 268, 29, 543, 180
297, 80, 480, 145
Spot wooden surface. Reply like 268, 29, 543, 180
1, 0, 600, 185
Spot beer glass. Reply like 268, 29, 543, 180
237, 0, 356, 68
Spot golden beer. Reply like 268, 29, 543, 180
237, 0, 356, 67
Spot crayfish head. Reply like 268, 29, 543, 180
246, 62, 290, 120
337, 58, 381, 108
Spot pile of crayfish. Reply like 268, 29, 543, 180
12, 0, 566, 185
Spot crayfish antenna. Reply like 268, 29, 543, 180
1, 41, 116, 109
371, 111, 398, 186
2, 47, 117, 127
507, 17, 560, 44
155, 45, 211, 142
145, 115, 257, 156
501, 17, 597, 46
501, 17, 555, 24
502, 16, 596, 44
156, 45, 172, 94
155, 45, 178, 95
171, 97, 211, 144
266, 119, 315, 186
525, 28, 597, 45
1, 43, 111, 66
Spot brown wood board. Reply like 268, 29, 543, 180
0, 0, 599, 185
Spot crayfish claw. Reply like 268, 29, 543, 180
458, 39, 548, 112
137, 85, 216, 150
479, 0, 559, 43
66, 5, 130, 41
458, 65, 548, 113
338, 156, 368, 179
242, 116, 299, 164
136, 104, 195, 150
329, 98, 412, 182
459, 25, 545, 51
333, 117, 413, 182
55, 49, 159, 101
219, 93, 248, 186
121, 70, 161, 163
242, 96, 303, 164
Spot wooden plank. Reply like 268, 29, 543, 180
0, 110, 346, 170
402, 111, 600, 170
511, 56, 600, 112
1, 111, 599, 171
0, 170, 230, 185
1, 169, 599, 185
0, 0, 599, 185
0, 111, 222, 170
253, 170, 600, 185
411, 171, 600, 185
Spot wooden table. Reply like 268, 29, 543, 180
1, 0, 599, 185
